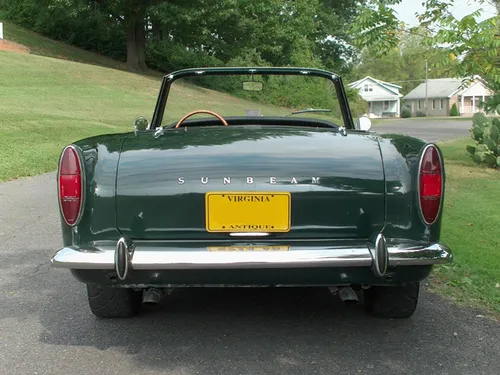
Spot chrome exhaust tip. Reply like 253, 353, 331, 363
143, 288, 162, 304
337, 286, 359, 303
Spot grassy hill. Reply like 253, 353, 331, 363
0, 24, 290, 181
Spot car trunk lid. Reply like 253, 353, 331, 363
116, 126, 385, 240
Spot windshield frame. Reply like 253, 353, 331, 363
150, 67, 355, 130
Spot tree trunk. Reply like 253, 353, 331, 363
151, 16, 162, 41
135, 14, 148, 71
125, 6, 147, 71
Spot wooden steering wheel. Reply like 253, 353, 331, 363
175, 110, 229, 128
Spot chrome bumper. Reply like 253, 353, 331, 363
51, 238, 453, 280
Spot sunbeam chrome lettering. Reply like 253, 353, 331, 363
176, 177, 321, 184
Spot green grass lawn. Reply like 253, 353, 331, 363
0, 51, 292, 181
0, 51, 156, 181
432, 138, 500, 316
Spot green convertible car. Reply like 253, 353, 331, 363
51, 67, 452, 319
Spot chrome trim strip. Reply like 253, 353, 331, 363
386, 243, 453, 266
51, 242, 453, 270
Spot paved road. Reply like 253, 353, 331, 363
1, 120, 499, 375
374, 118, 472, 143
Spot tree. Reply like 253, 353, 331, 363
1, 0, 364, 73
351, 30, 459, 94
146, 0, 363, 73
352, 0, 500, 167
94, 0, 169, 71
351, 0, 499, 90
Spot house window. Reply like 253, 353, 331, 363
417, 100, 421, 110
363, 84, 373, 92
432, 99, 436, 110
440, 99, 444, 109
384, 101, 389, 110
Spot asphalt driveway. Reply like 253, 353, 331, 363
373, 118, 472, 143
1, 119, 498, 375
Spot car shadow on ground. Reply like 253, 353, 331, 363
35, 284, 500, 375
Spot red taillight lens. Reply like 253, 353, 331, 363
419, 145, 442, 225
58, 147, 83, 226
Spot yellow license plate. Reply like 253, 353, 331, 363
208, 246, 290, 252
205, 192, 291, 233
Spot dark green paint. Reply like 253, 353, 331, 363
63, 126, 444, 250
116, 126, 385, 240
377, 134, 444, 243
61, 133, 127, 247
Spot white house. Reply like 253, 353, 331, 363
403, 76, 493, 117
455, 78, 494, 116
348, 76, 403, 118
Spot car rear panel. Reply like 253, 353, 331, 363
115, 127, 386, 240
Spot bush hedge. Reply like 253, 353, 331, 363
401, 108, 412, 118
466, 94, 500, 168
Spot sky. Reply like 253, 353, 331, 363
393, 0, 497, 26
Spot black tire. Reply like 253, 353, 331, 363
86, 284, 143, 318
364, 282, 419, 318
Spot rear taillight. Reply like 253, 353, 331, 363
418, 145, 443, 225
58, 146, 83, 226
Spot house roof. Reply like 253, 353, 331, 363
456, 79, 494, 97
348, 76, 402, 97
403, 78, 465, 99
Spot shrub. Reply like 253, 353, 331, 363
416, 111, 426, 117
401, 108, 411, 118
345, 89, 368, 118
450, 103, 459, 116
466, 102, 500, 168
146, 39, 223, 73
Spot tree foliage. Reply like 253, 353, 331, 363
351, 30, 459, 94
467, 112, 500, 167
352, 0, 500, 167
146, 0, 363, 73
0, 0, 364, 73
352, 1, 499, 85
0, 0, 127, 60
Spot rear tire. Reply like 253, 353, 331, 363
364, 282, 419, 318
86, 284, 143, 318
